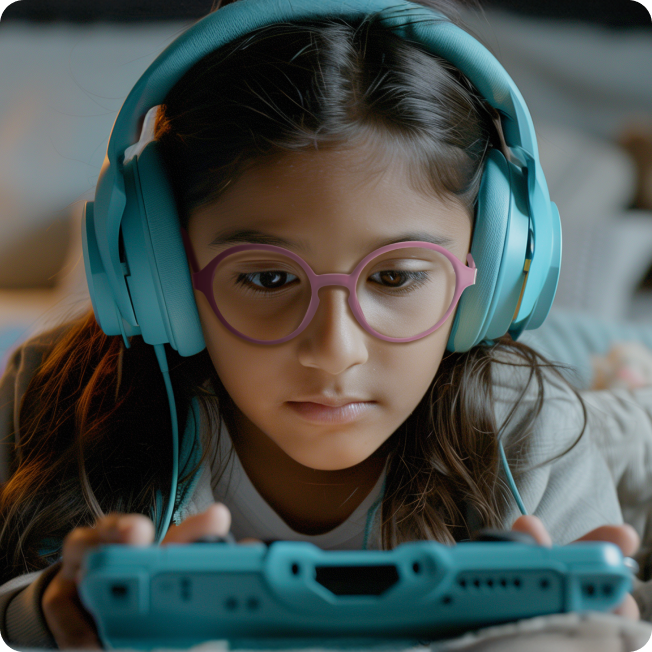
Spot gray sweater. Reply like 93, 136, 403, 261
0, 325, 649, 647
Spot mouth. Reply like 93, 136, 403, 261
286, 400, 376, 424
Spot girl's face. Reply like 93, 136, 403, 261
187, 145, 472, 471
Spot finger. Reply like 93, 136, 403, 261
42, 572, 103, 650
59, 527, 105, 582
573, 524, 640, 557
239, 537, 264, 545
511, 515, 553, 547
613, 593, 640, 621
60, 514, 155, 583
45, 514, 155, 650
96, 513, 156, 548
162, 503, 232, 544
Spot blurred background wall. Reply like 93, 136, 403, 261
0, 0, 650, 371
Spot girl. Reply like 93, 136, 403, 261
0, 0, 644, 648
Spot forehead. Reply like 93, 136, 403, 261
191, 145, 472, 257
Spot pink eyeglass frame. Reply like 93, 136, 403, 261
180, 228, 477, 344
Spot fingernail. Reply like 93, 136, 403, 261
115, 520, 134, 539
104, 520, 129, 542
116, 514, 148, 541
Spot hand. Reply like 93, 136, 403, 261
511, 515, 641, 620
42, 503, 233, 649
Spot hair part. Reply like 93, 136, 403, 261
154, 1, 502, 228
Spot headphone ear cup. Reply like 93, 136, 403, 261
128, 141, 206, 357
82, 200, 135, 342
447, 149, 512, 353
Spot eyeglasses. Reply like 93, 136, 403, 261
181, 229, 476, 344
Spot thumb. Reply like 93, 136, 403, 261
511, 515, 553, 547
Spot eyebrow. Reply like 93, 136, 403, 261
208, 228, 455, 252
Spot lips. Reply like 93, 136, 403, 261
290, 396, 373, 408
286, 399, 375, 424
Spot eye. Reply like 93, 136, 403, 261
372, 271, 407, 287
235, 270, 298, 292
369, 270, 430, 292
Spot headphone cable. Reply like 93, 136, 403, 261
153, 343, 179, 544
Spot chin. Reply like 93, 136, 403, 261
287, 444, 375, 471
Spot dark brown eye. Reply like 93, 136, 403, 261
258, 271, 289, 288
235, 271, 298, 291
373, 271, 406, 287
380, 271, 403, 286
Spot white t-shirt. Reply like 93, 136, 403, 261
208, 419, 386, 550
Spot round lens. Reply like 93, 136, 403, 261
356, 247, 457, 339
212, 250, 311, 341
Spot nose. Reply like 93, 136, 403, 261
296, 286, 369, 374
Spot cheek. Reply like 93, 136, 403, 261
371, 325, 450, 409
401, 335, 448, 386
196, 291, 283, 404
403, 316, 456, 401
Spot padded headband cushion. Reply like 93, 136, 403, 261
107, 0, 532, 164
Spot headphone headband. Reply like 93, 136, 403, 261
108, 0, 538, 162
91, 0, 559, 344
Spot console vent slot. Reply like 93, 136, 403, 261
456, 571, 561, 593
457, 573, 524, 590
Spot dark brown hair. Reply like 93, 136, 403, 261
0, 0, 584, 581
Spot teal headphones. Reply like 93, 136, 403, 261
82, 0, 561, 540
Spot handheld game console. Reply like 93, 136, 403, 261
79, 536, 634, 649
